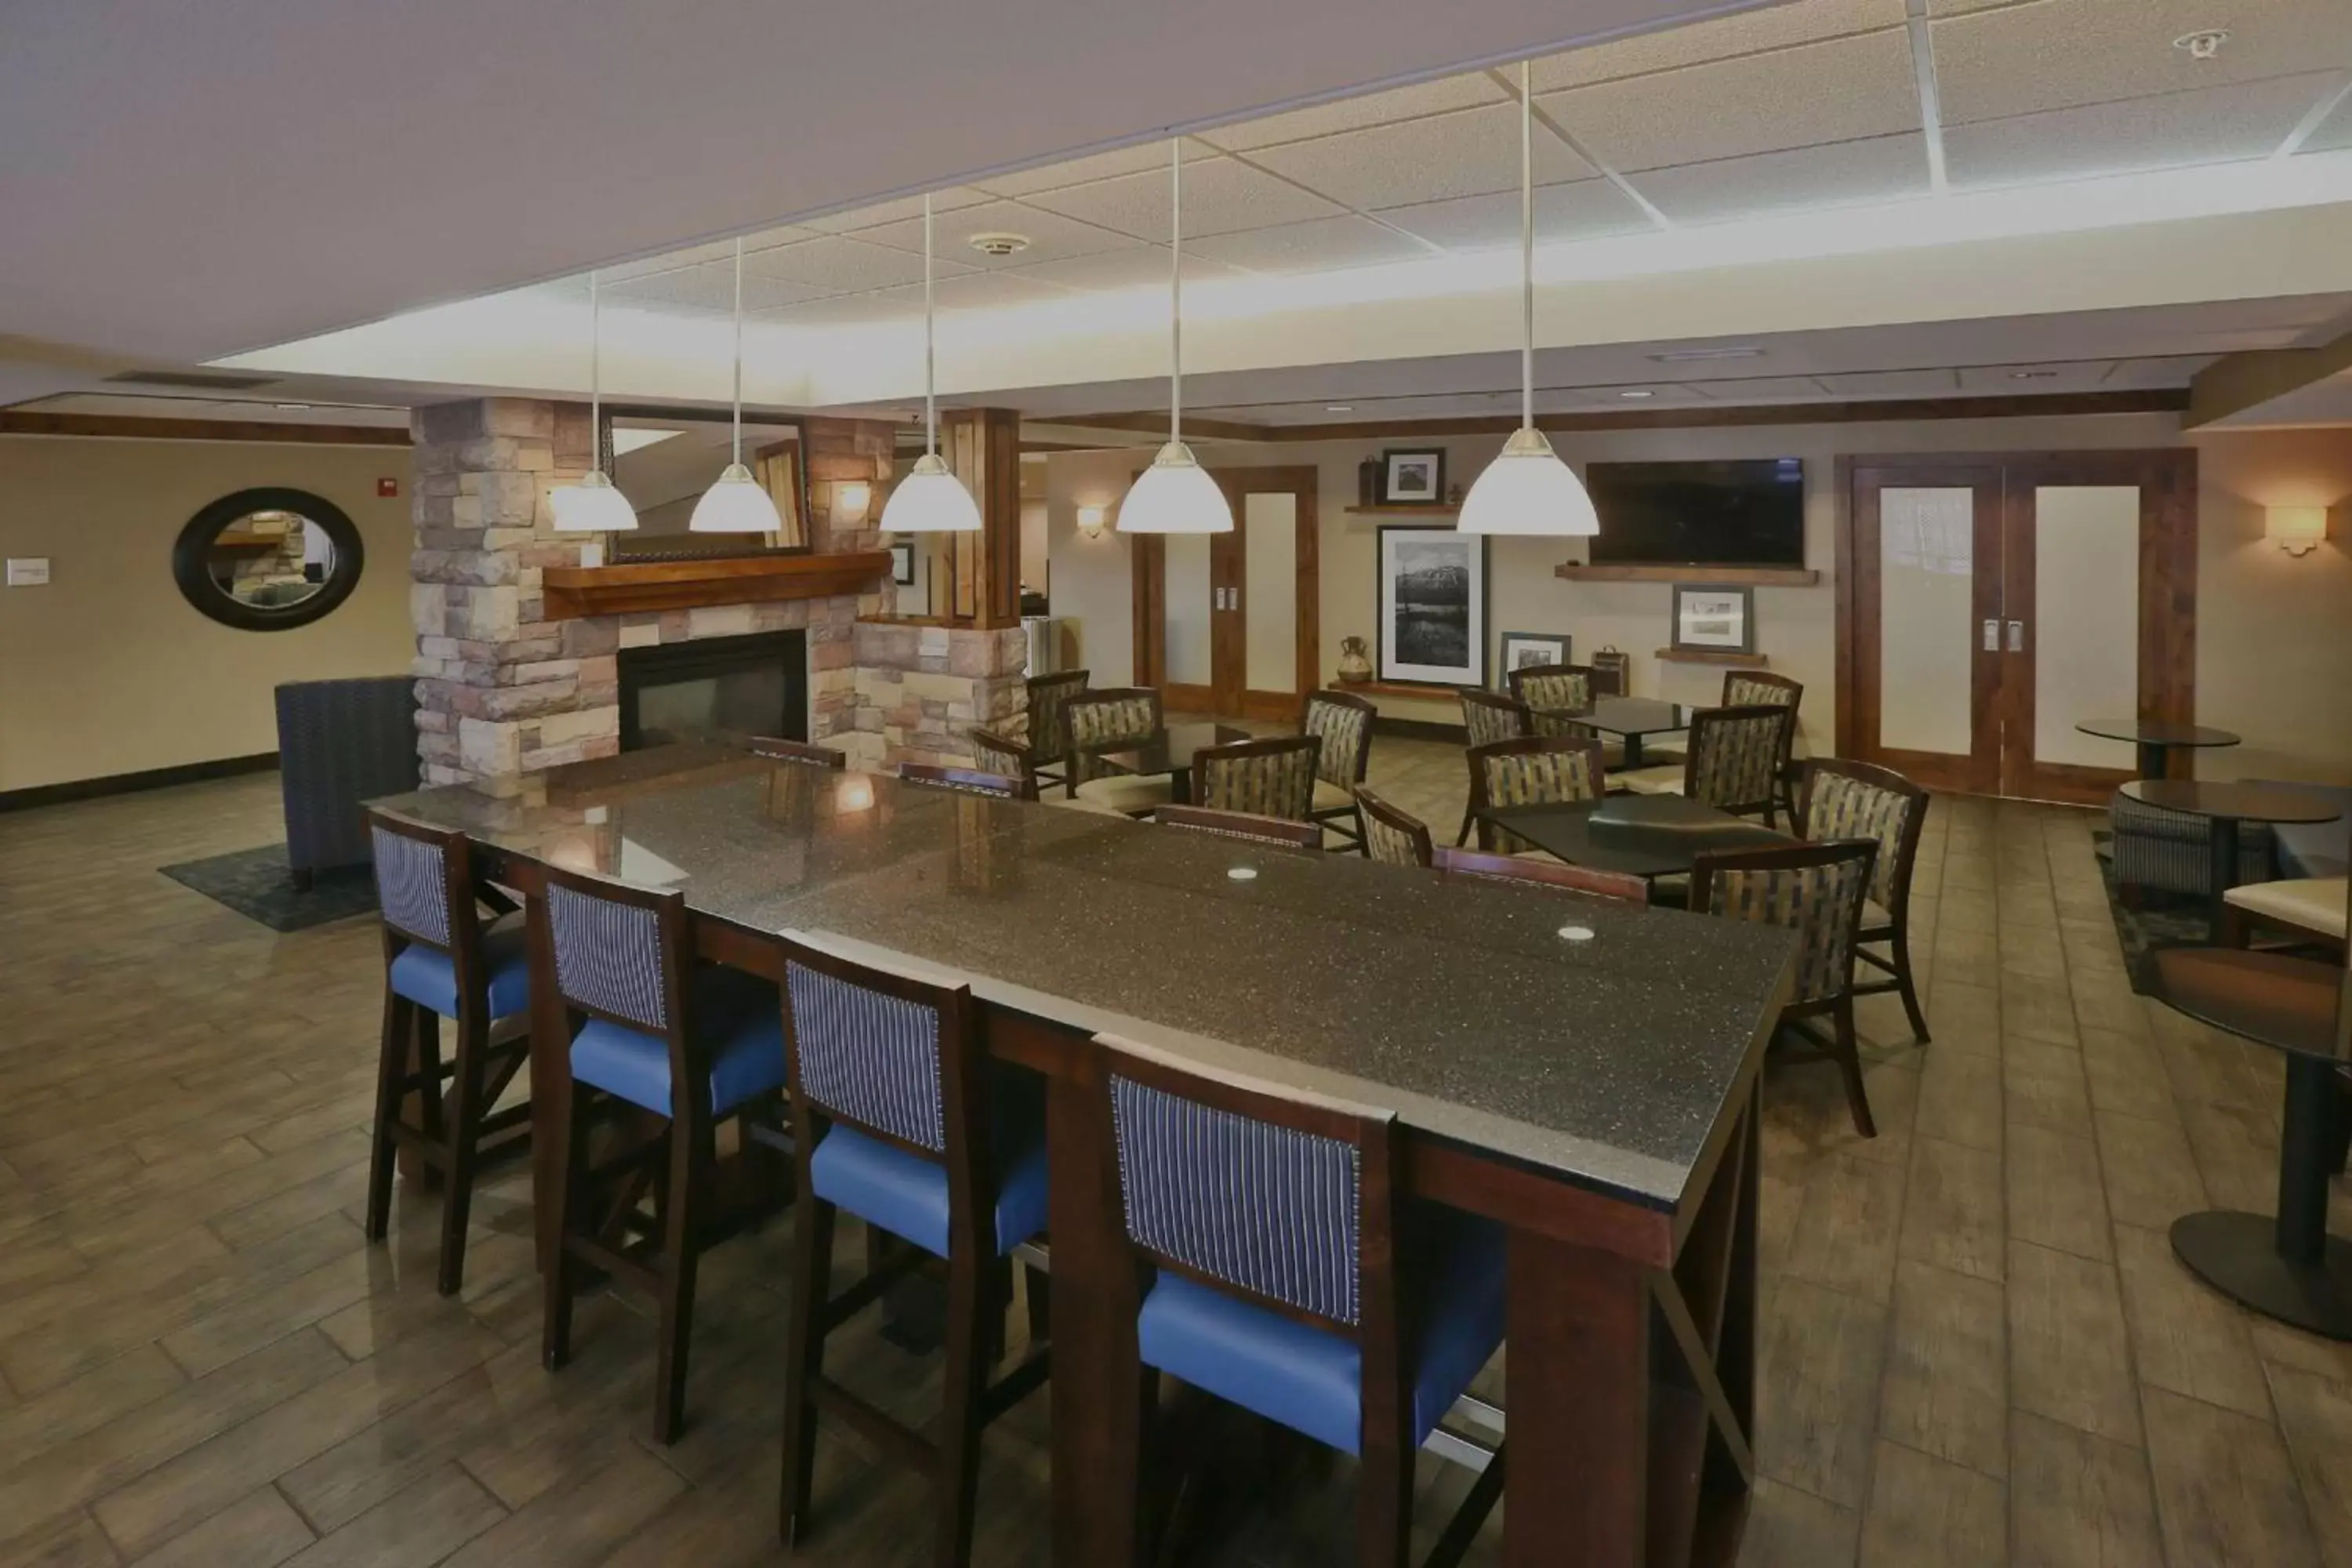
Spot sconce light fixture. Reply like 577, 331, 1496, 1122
1076, 504, 1107, 539
2266, 504, 2329, 557
835, 481, 872, 525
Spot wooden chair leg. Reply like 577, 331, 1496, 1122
412, 1009, 447, 1152
1891, 927, 1930, 1044
933, 1251, 989, 1568
364, 991, 406, 1243
1022, 1259, 1051, 1345
1834, 1000, 1877, 1139
649, 1125, 706, 1446
437, 1022, 487, 1295
1353, 1425, 1414, 1568
780, 1196, 837, 1544
1454, 808, 1474, 848
541, 1084, 593, 1373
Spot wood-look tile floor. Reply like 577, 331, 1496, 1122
2, 746, 2348, 1566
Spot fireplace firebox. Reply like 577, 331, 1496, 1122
617, 630, 808, 751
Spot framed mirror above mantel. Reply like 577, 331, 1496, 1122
598, 406, 815, 560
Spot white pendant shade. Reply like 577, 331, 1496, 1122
1458, 426, 1599, 536
1117, 441, 1232, 535
551, 468, 638, 533
881, 452, 982, 533
689, 462, 782, 532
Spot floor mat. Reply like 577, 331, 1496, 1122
158, 844, 376, 932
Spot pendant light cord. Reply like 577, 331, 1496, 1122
1519, 59, 1534, 432
731, 238, 745, 467
924, 194, 938, 458
588, 270, 602, 469
1170, 136, 1182, 448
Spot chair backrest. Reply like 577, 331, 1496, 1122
1152, 805, 1324, 851
898, 761, 1038, 802
1024, 670, 1090, 764
967, 727, 1035, 789
1065, 688, 1163, 786
1799, 757, 1927, 915
1099, 1034, 1397, 1345
1301, 689, 1375, 788
749, 737, 846, 769
369, 815, 494, 1021
1468, 735, 1608, 854
1192, 735, 1321, 822
1354, 787, 1434, 869
1507, 662, 1597, 714
1690, 839, 1878, 1006
1723, 670, 1802, 712
1681, 704, 1789, 814
1457, 688, 1528, 749
535, 864, 690, 1036
1432, 844, 1650, 905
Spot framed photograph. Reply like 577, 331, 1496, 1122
1377, 526, 1486, 685
1381, 448, 1446, 505
1671, 583, 1755, 654
889, 540, 916, 586
1496, 631, 1571, 688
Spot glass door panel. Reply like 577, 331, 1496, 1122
2027, 485, 2140, 773
1878, 487, 1977, 759
1161, 531, 1214, 708
1241, 492, 1298, 702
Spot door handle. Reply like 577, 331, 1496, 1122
2008, 620, 2026, 653
1983, 619, 2000, 652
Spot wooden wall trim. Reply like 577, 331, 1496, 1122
0, 412, 410, 446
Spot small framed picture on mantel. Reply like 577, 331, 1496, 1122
1381, 448, 1446, 506
1670, 583, 1755, 655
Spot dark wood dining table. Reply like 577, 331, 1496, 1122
1529, 697, 1697, 770
374, 743, 1797, 1566
1089, 721, 1250, 804
1482, 794, 1793, 883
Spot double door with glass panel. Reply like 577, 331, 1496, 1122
1842, 451, 2197, 804
1131, 466, 1320, 721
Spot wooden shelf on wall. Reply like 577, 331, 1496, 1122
1555, 564, 1820, 586
1655, 648, 1770, 668
542, 551, 889, 620
1341, 504, 1460, 517
1332, 680, 1461, 701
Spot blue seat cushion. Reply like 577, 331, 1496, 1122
808, 1076, 1048, 1258
1135, 1207, 1506, 1457
569, 966, 785, 1117
388, 913, 532, 1021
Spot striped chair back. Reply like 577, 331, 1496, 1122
1691, 840, 1877, 1005
1355, 788, 1434, 869
1802, 760, 1925, 912
1457, 688, 1527, 749
1024, 670, 1089, 766
1683, 705, 1789, 815
1433, 845, 1649, 905
372, 822, 454, 948
1065, 688, 1162, 786
1193, 736, 1321, 822
1301, 690, 1374, 788
1152, 806, 1324, 851
783, 958, 948, 1153
1466, 735, 1607, 854
543, 873, 678, 1033
1507, 664, 1590, 714
1725, 672, 1801, 712
967, 728, 1034, 789
898, 761, 1036, 802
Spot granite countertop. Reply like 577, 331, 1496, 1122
373, 745, 1796, 1213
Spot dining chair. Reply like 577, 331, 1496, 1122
1615, 703, 1791, 825
533, 864, 790, 1443
775, 942, 1051, 1567
898, 760, 1038, 802
750, 736, 847, 769
364, 815, 535, 1296
1646, 673, 1802, 803
1302, 688, 1376, 852
1464, 734, 1609, 852
1457, 687, 1528, 750
1192, 734, 1322, 822
1098, 1034, 1504, 1568
1023, 669, 1089, 793
967, 728, 1038, 797
1800, 758, 1932, 1043
1064, 687, 1169, 815
1506, 662, 1610, 714
1356, 787, 1435, 869
1690, 838, 1882, 1136
1432, 844, 1650, 905
1152, 804, 1324, 851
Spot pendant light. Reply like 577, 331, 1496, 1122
1117, 137, 1232, 535
689, 238, 785, 533
1457, 61, 1599, 538
550, 270, 640, 534
879, 194, 982, 533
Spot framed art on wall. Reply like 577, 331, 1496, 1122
1381, 448, 1446, 505
889, 540, 916, 586
1496, 631, 1571, 686
1671, 583, 1756, 654
1377, 525, 1486, 685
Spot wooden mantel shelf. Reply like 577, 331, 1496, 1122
1655, 647, 1769, 668
1555, 564, 1820, 586
542, 551, 889, 619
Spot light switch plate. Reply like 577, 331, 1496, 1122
5, 557, 50, 586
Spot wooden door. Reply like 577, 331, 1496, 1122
1132, 466, 1319, 720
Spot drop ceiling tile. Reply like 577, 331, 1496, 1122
1198, 71, 1508, 152
998, 249, 1253, 293
604, 261, 842, 314
741, 234, 947, 292
844, 200, 1142, 268
1185, 214, 1437, 272
1944, 74, 2328, 187
760, 270, 1076, 328
1532, 0, 1908, 90
976, 140, 1218, 198
1954, 361, 2115, 392
1373, 179, 1655, 250
797, 187, 995, 234
1814, 368, 1963, 396
601, 237, 789, 284
1243, 103, 1592, 209
1537, 29, 1922, 172
1930, 0, 2352, 125
1018, 156, 1344, 241
1628, 132, 1929, 224
1686, 376, 1836, 401
2300, 83, 2352, 151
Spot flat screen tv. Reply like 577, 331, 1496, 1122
1585, 458, 1805, 568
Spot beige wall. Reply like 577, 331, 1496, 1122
0, 437, 415, 792
1044, 411, 2352, 785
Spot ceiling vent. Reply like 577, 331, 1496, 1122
2173, 29, 2229, 59
967, 232, 1032, 258
104, 368, 280, 391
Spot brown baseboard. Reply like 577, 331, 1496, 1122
0, 752, 279, 813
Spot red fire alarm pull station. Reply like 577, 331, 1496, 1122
377, 477, 400, 498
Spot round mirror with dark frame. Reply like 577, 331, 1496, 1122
172, 488, 365, 631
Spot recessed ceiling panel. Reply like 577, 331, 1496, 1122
845, 200, 1142, 268
1953, 361, 2116, 392
605, 262, 844, 314
1018, 156, 1345, 240
1197, 71, 1508, 152
796, 187, 994, 235
999, 249, 1254, 293
761, 269, 1076, 327
976, 140, 1218, 198
744, 234, 943, 291
1182, 214, 1438, 271
1532, 0, 1907, 91
1243, 103, 1592, 209
1374, 179, 1656, 250
1629, 132, 1929, 223
1944, 74, 2328, 187
1813, 368, 1962, 396
1538, 29, 1922, 172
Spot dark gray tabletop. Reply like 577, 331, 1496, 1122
373, 745, 1795, 1212
2076, 718, 2241, 749
1483, 795, 1792, 879
2120, 780, 2345, 824
1095, 722, 1251, 779
1531, 696, 1697, 739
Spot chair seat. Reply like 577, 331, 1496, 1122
1311, 779, 1355, 814
1046, 792, 1132, 817
1137, 1207, 1504, 1457
808, 1087, 1049, 1258
1076, 774, 1175, 815
389, 913, 532, 1020
2224, 877, 2349, 939
1614, 766, 1685, 796
569, 966, 785, 1117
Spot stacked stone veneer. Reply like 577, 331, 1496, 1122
408, 399, 1015, 787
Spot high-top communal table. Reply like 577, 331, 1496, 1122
376, 744, 1798, 1566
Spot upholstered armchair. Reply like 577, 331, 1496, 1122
276, 677, 419, 889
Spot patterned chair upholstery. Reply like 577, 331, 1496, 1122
1194, 736, 1322, 822
1617, 704, 1789, 823
277, 677, 418, 887
1467, 735, 1607, 853
1457, 688, 1528, 749
1023, 669, 1089, 789
1302, 689, 1375, 851
1356, 787, 1434, 869
1065, 688, 1171, 815
1152, 806, 1324, 850
1802, 759, 1931, 1042
2109, 789, 2276, 898
1508, 665, 1588, 713
967, 728, 1034, 790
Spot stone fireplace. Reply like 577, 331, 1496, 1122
618, 630, 807, 750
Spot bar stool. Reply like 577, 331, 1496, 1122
776, 942, 1051, 1568
364, 815, 535, 1296
1098, 1034, 1506, 1568
532, 864, 790, 1443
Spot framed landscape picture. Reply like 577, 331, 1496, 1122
1381, 448, 1446, 505
1496, 630, 1571, 688
1671, 583, 1755, 655
1377, 526, 1486, 685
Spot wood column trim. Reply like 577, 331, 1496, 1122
942, 408, 1024, 630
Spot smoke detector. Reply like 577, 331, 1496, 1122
2173, 29, 2229, 60
966, 232, 1032, 258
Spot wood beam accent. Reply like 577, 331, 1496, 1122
940, 407, 1023, 629
1556, 564, 1820, 586
1032, 410, 1272, 444
0, 411, 410, 445
541, 552, 888, 619
2185, 328, 2352, 428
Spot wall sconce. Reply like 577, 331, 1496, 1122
2266, 504, 2329, 557
1076, 504, 1107, 539
834, 481, 873, 525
